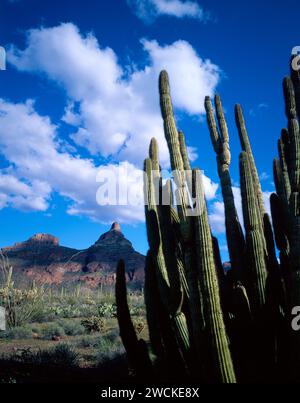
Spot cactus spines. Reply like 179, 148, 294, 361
235, 104, 266, 217
159, 71, 184, 175
159, 70, 205, 365
205, 95, 245, 279
144, 250, 188, 374
273, 158, 285, 200
178, 130, 192, 194
116, 59, 300, 383
215, 95, 229, 144
193, 168, 236, 383
283, 76, 297, 119
144, 155, 191, 363
205, 96, 221, 153
149, 137, 160, 172
239, 151, 267, 312
278, 136, 291, 202
178, 130, 191, 172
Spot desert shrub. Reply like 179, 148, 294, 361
76, 335, 100, 348
38, 343, 79, 367
97, 303, 117, 318
40, 323, 65, 340
58, 319, 85, 336
0, 324, 33, 339
96, 335, 124, 364
4, 343, 79, 367
46, 303, 82, 319
0, 254, 45, 328
81, 316, 106, 333
105, 328, 120, 343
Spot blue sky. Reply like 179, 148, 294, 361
0, 0, 298, 259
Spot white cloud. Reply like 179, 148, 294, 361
3, 23, 221, 223
127, 0, 207, 23
187, 146, 198, 162
262, 191, 272, 217
208, 185, 273, 236
8, 23, 220, 167
202, 173, 218, 201
0, 98, 144, 223
209, 201, 225, 234
0, 98, 217, 223
0, 174, 50, 212
62, 102, 82, 126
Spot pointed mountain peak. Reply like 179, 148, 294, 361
110, 222, 121, 232
95, 222, 128, 246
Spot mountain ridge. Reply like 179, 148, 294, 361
1, 223, 145, 288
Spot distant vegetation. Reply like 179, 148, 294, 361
0, 253, 146, 383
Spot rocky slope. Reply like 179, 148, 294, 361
1, 223, 145, 289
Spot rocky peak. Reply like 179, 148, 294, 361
110, 222, 121, 232
2, 223, 145, 287
4, 233, 59, 252
28, 234, 59, 246
96, 222, 129, 244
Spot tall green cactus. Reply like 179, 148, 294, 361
193, 168, 236, 383
143, 157, 190, 363
205, 95, 245, 280
280, 75, 300, 380
239, 151, 267, 313
235, 105, 266, 218
158, 70, 205, 367
115, 57, 300, 384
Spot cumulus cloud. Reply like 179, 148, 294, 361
0, 98, 218, 223
8, 23, 220, 166
209, 201, 225, 234
127, 0, 207, 23
0, 174, 50, 212
3, 23, 221, 223
0, 98, 145, 223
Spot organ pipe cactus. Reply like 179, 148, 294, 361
158, 70, 205, 367
278, 75, 300, 380
193, 168, 236, 383
115, 58, 300, 383
205, 95, 245, 280
235, 104, 266, 218
239, 151, 267, 316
